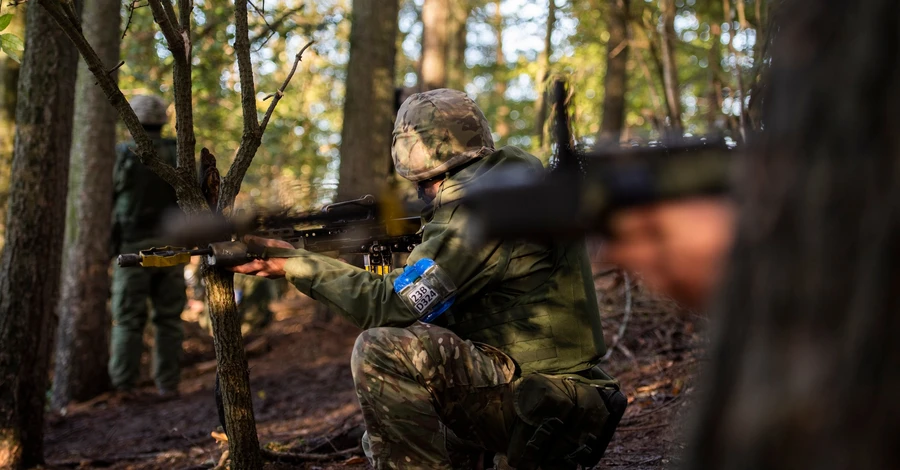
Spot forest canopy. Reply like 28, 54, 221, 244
0, 0, 763, 233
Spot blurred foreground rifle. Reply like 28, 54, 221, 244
117, 195, 422, 274
461, 80, 734, 240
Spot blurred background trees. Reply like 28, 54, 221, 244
0, 0, 768, 234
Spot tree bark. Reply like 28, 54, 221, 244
205, 268, 262, 469
446, 0, 469, 90
534, 0, 557, 150
597, 0, 630, 146
0, 2, 78, 467
493, 2, 510, 141
51, 0, 121, 411
420, 0, 449, 91
336, 0, 399, 200
687, 1, 900, 469
658, 0, 682, 132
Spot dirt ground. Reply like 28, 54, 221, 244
43, 270, 702, 470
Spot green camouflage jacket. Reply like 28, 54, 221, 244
285, 146, 607, 374
112, 136, 179, 251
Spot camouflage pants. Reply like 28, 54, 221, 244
109, 263, 186, 391
351, 322, 518, 469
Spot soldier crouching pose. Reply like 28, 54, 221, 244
231, 89, 626, 469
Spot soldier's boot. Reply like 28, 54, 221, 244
350, 322, 517, 470
109, 265, 152, 390
150, 266, 187, 394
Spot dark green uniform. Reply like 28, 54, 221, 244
284, 147, 608, 468
109, 136, 186, 392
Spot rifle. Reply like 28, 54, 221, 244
116, 195, 422, 274
460, 80, 734, 240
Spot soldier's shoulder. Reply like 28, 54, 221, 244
488, 146, 543, 169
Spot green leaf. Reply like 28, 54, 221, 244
1, 33, 24, 63
0, 14, 11, 32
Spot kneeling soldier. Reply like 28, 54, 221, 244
232, 89, 626, 469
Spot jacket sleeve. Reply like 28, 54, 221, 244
284, 205, 506, 329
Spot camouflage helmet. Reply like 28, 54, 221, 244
130, 95, 168, 126
392, 89, 495, 182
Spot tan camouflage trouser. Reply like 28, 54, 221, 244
351, 322, 518, 469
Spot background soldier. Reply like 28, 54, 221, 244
230, 89, 625, 469
109, 95, 186, 398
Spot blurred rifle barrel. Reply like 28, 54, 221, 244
461, 79, 734, 241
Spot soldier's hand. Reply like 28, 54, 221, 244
603, 197, 736, 310
227, 235, 294, 278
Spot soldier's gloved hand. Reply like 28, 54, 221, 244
227, 235, 293, 279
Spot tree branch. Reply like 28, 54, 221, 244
234, 0, 261, 133
148, 0, 198, 182
216, 0, 262, 213
36, 0, 180, 190
122, 1, 149, 40
218, 38, 312, 213
178, 0, 192, 32
260, 40, 314, 133
260, 446, 361, 463
170, 1, 197, 181
147, 0, 183, 51
38, 0, 209, 213
248, 5, 316, 50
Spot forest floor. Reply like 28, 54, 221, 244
43, 267, 704, 470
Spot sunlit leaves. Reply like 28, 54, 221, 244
0, 13, 23, 63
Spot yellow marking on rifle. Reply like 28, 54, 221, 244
140, 252, 192, 267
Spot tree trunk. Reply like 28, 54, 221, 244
534, 0, 557, 150
446, 0, 469, 90
336, 0, 399, 200
0, 3, 78, 467
420, 0, 449, 91
687, 1, 900, 469
723, 0, 747, 143
597, 0, 630, 146
205, 269, 263, 469
51, 0, 120, 411
706, 22, 729, 134
658, 0, 682, 132
493, 3, 510, 141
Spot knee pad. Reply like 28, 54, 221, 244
505, 372, 627, 470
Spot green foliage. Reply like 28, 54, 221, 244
118, 0, 348, 209
0, 13, 23, 63
0, 0, 768, 232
